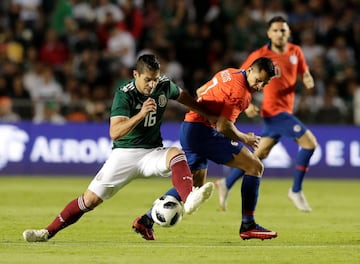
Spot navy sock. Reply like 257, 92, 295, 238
165, 188, 182, 201
241, 175, 260, 223
293, 148, 314, 192
225, 168, 245, 189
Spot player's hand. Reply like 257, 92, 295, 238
244, 104, 259, 118
140, 98, 157, 117
244, 132, 261, 149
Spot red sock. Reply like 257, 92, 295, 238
170, 153, 193, 202
46, 196, 91, 238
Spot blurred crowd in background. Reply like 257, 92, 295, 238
0, 0, 359, 125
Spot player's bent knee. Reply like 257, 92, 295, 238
167, 147, 184, 158
256, 150, 270, 160
310, 137, 318, 149
245, 158, 264, 177
254, 160, 264, 176
166, 147, 186, 168
83, 190, 103, 209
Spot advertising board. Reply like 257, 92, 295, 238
0, 122, 358, 178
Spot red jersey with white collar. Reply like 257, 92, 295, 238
184, 68, 252, 126
241, 43, 308, 117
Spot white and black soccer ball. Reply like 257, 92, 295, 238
151, 195, 184, 227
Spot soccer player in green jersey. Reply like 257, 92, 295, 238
23, 54, 215, 242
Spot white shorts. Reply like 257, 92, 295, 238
88, 147, 171, 200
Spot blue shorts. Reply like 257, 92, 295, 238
180, 122, 243, 171
261, 112, 308, 143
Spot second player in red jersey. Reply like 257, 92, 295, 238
217, 16, 318, 213
241, 43, 309, 117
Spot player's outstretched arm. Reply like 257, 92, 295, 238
244, 103, 260, 118
302, 70, 315, 90
216, 116, 260, 149
176, 89, 217, 125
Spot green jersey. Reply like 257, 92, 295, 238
111, 75, 181, 149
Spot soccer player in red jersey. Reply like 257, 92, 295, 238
216, 16, 318, 212
138, 57, 278, 240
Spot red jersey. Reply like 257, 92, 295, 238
185, 68, 252, 126
241, 43, 308, 117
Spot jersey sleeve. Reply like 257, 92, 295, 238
169, 79, 181, 100
217, 78, 246, 122
110, 90, 130, 118
296, 46, 309, 75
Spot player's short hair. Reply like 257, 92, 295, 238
268, 16, 287, 28
135, 54, 160, 74
251, 57, 276, 78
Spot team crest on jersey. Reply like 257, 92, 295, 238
293, 124, 302, 133
231, 140, 239, 147
158, 94, 167, 107
289, 55, 298, 65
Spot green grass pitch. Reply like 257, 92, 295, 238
0, 176, 359, 264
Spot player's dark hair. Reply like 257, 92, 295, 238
135, 54, 160, 73
251, 57, 276, 78
268, 16, 287, 28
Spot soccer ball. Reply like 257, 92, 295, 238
151, 195, 184, 227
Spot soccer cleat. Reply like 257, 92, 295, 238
240, 221, 277, 240
215, 178, 229, 211
184, 182, 214, 215
132, 215, 155, 240
288, 188, 312, 212
22, 229, 49, 242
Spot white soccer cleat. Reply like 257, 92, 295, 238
23, 229, 49, 242
215, 178, 229, 211
184, 182, 214, 215
288, 188, 312, 212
